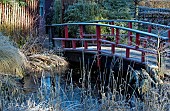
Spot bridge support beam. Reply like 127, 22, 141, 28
136, 33, 140, 49
148, 25, 152, 39
111, 44, 115, 54
127, 22, 133, 58
126, 49, 130, 58
141, 52, 145, 62
79, 25, 83, 38
84, 41, 88, 49
116, 29, 120, 44
96, 25, 101, 68
128, 22, 133, 45
72, 40, 76, 49
111, 22, 114, 35
64, 25, 69, 38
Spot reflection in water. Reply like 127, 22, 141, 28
22, 70, 99, 110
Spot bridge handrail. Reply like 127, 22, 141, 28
84, 20, 170, 29
48, 22, 169, 40
48, 20, 170, 29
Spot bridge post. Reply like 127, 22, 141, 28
128, 22, 132, 45
136, 33, 140, 49
79, 25, 83, 38
127, 22, 133, 58
111, 21, 114, 35
84, 41, 88, 49
116, 28, 120, 44
111, 44, 115, 54
141, 52, 145, 62
64, 25, 68, 38
148, 25, 152, 39
72, 40, 76, 49
148, 25, 152, 33
96, 25, 101, 68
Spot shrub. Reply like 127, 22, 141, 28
100, 0, 131, 19
63, 1, 103, 37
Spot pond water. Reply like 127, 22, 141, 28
22, 66, 101, 111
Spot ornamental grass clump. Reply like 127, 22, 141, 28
0, 33, 26, 78
22, 35, 68, 76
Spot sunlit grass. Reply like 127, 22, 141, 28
0, 33, 26, 78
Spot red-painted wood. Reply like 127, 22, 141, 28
126, 48, 130, 58
62, 40, 65, 48
127, 22, 133, 58
128, 22, 132, 29
141, 52, 145, 62
148, 25, 152, 39
128, 22, 132, 45
111, 44, 115, 54
136, 33, 140, 49
79, 25, 83, 38
96, 25, 101, 67
116, 28, 119, 44
84, 41, 88, 49
63, 26, 68, 48
111, 21, 114, 35
72, 40, 76, 49
96, 26, 101, 51
65, 25, 69, 38
148, 25, 152, 33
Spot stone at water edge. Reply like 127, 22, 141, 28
146, 65, 163, 84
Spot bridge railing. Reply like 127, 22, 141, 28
83, 20, 170, 47
86, 19, 170, 35
47, 21, 170, 66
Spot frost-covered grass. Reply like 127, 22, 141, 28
0, 63, 170, 111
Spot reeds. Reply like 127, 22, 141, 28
0, 60, 169, 111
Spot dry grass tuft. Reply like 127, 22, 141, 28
0, 33, 26, 78
26, 54, 68, 75
22, 34, 68, 76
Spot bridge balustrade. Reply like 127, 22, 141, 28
47, 20, 170, 67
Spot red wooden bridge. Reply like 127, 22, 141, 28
47, 20, 170, 71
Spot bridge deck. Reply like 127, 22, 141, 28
63, 46, 170, 72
